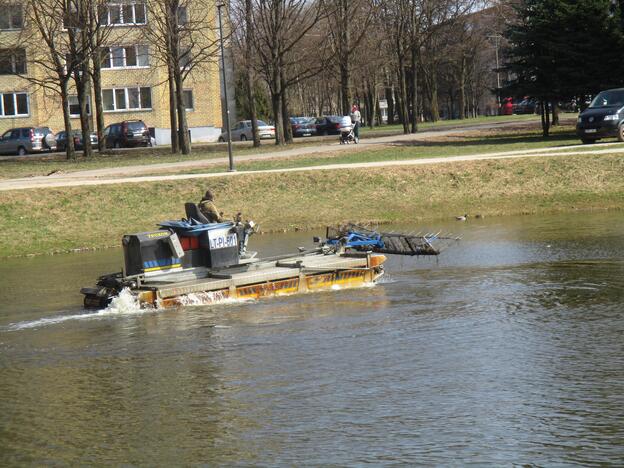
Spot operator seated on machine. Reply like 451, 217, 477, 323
198, 190, 257, 257
198, 190, 223, 223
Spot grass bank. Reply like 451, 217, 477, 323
1, 152, 623, 258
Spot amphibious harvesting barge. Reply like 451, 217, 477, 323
81, 203, 453, 309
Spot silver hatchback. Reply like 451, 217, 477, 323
0, 127, 56, 155
219, 120, 276, 142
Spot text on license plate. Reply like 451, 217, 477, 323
209, 233, 237, 250
585, 129, 597, 133
208, 228, 238, 250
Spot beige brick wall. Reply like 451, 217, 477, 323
0, 3, 223, 137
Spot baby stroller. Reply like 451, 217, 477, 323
338, 115, 357, 144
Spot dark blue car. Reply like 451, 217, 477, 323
576, 88, 624, 144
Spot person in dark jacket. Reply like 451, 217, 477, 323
198, 190, 223, 223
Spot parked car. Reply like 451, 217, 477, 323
513, 98, 537, 114
103, 120, 151, 148
290, 116, 317, 137
56, 130, 98, 151
315, 116, 344, 136
219, 120, 275, 141
0, 127, 56, 156
576, 88, 624, 144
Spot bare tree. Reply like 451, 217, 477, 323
326, 0, 377, 116
18, 0, 92, 159
248, 0, 328, 145
82, 0, 117, 152
144, 0, 220, 154
231, 0, 261, 145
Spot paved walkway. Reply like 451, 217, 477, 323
2, 121, 622, 191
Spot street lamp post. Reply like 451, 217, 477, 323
217, 3, 235, 172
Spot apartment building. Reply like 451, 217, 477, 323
0, 1, 224, 144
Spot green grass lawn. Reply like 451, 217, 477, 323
0, 114, 555, 180
152, 124, 600, 176
0, 140, 296, 179
359, 112, 547, 134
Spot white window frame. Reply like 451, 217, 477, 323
101, 87, 152, 112
0, 4, 23, 30
68, 95, 91, 117
0, 92, 29, 117
101, 45, 149, 69
101, 3, 147, 26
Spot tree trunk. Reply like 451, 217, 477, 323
168, 62, 179, 153
174, 68, 191, 154
75, 63, 93, 158
429, 69, 440, 122
540, 98, 550, 137
375, 94, 382, 126
397, 57, 409, 134
339, 0, 350, 115
280, 69, 293, 143
246, 71, 260, 147
271, 90, 285, 145
282, 89, 293, 143
551, 100, 559, 125
366, 83, 375, 129
78, 23, 93, 158
60, 81, 75, 160
245, 0, 260, 147
340, 61, 350, 116
410, 45, 418, 133
92, 58, 105, 152
386, 86, 394, 125
458, 56, 466, 120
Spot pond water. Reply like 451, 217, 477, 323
1, 212, 623, 465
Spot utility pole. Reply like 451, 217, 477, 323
217, 3, 235, 172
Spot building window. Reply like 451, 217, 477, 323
0, 92, 29, 117
100, 3, 147, 25
0, 49, 26, 75
102, 87, 151, 111
101, 45, 149, 69
183, 90, 194, 111
0, 5, 23, 30
68, 95, 91, 117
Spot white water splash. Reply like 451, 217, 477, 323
176, 290, 251, 307
103, 288, 146, 315
4, 288, 152, 332
376, 273, 395, 284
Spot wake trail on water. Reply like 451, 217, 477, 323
3, 288, 253, 332
3, 288, 150, 332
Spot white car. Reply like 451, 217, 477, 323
219, 120, 275, 142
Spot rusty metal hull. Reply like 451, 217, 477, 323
89, 252, 386, 309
